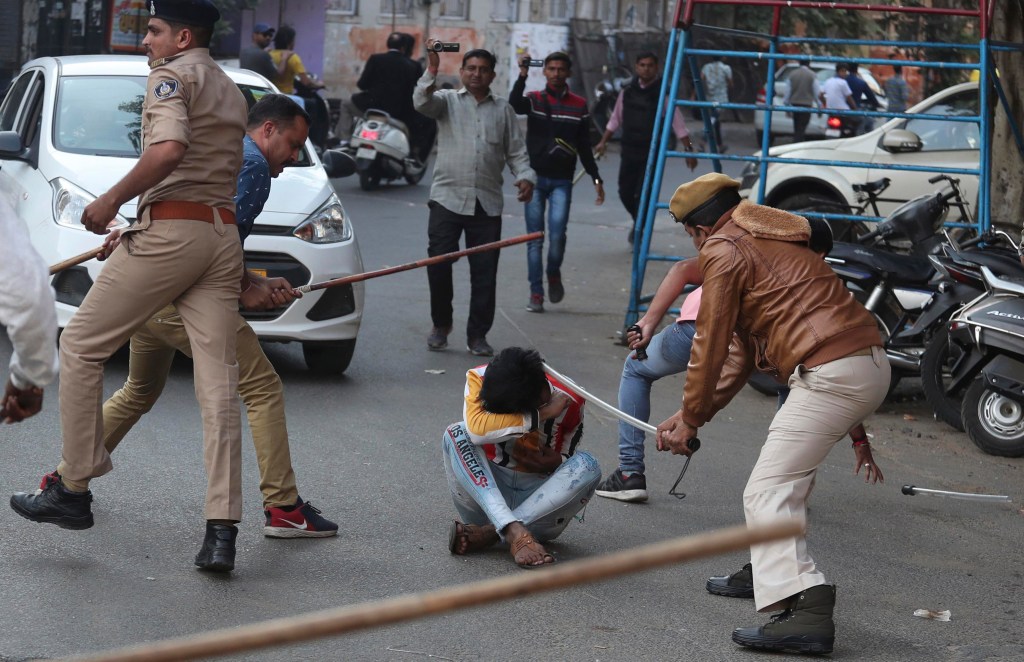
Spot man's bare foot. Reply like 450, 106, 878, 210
505, 521, 554, 568
448, 521, 499, 555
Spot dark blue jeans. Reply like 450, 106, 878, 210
524, 176, 573, 297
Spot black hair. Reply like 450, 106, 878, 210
636, 51, 659, 64
273, 25, 296, 50
400, 33, 415, 57
479, 347, 548, 414
545, 51, 572, 67
462, 49, 497, 71
164, 20, 212, 48
835, 62, 850, 73
807, 218, 834, 255
892, 64, 903, 74
247, 93, 311, 130
682, 188, 741, 227
846, 61, 859, 73
386, 32, 404, 50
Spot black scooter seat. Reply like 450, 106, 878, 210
957, 247, 1024, 279
829, 241, 934, 285
852, 177, 891, 194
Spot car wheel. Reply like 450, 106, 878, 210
776, 192, 868, 243
961, 378, 1024, 457
302, 339, 356, 375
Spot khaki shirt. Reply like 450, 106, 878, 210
138, 48, 248, 213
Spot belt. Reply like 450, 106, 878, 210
847, 346, 877, 358
149, 201, 236, 225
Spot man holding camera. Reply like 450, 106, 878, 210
509, 52, 603, 313
414, 42, 535, 357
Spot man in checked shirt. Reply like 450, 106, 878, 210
414, 42, 536, 358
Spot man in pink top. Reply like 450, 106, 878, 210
594, 52, 698, 243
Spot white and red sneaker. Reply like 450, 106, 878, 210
263, 497, 338, 538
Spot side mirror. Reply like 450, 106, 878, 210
0, 131, 25, 158
321, 149, 356, 179
880, 129, 923, 154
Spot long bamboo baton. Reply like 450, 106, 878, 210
48, 247, 105, 275
59, 521, 801, 662
297, 231, 543, 294
542, 362, 701, 498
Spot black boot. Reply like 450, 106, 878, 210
194, 523, 238, 573
732, 584, 836, 654
706, 562, 754, 598
10, 476, 94, 530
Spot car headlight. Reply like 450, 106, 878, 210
51, 177, 130, 231
292, 196, 352, 244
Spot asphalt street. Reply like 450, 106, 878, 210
0, 124, 1021, 661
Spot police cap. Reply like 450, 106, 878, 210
148, 0, 220, 29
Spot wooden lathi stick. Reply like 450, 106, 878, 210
49, 247, 106, 275
297, 231, 543, 294
61, 522, 802, 662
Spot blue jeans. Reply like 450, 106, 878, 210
442, 423, 601, 542
524, 177, 573, 297
616, 321, 696, 474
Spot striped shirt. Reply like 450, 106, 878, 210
463, 365, 585, 473
508, 80, 601, 181
413, 71, 535, 216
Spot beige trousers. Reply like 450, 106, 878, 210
744, 346, 890, 612
102, 306, 299, 508
57, 215, 244, 521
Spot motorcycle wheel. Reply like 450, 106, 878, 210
919, 328, 965, 431
851, 289, 903, 397
961, 378, 1024, 457
359, 170, 381, 191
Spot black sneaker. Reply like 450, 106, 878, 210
195, 523, 238, 573
427, 325, 451, 351
594, 469, 648, 502
10, 473, 94, 530
467, 337, 494, 357
707, 562, 755, 598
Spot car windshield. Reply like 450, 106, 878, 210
53, 76, 311, 165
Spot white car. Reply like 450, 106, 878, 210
754, 62, 886, 144
741, 82, 979, 221
0, 55, 364, 374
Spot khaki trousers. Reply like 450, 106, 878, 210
743, 346, 890, 612
57, 215, 244, 521
102, 306, 299, 508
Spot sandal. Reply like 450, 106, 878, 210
448, 520, 498, 555
509, 534, 555, 569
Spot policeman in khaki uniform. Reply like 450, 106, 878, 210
10, 0, 251, 573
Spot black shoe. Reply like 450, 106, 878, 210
707, 562, 754, 598
10, 474, 94, 530
467, 337, 494, 357
548, 277, 564, 304
732, 584, 836, 654
427, 325, 451, 351
195, 523, 238, 573
594, 469, 648, 502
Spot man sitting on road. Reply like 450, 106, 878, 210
443, 347, 601, 569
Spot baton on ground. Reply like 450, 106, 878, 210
59, 522, 802, 662
48, 246, 105, 275
902, 485, 1011, 503
297, 232, 543, 294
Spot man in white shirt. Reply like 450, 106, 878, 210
819, 63, 856, 111
0, 192, 59, 423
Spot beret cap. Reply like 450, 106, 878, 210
148, 0, 220, 28
669, 173, 740, 223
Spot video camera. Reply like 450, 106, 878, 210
429, 42, 460, 53
521, 57, 545, 68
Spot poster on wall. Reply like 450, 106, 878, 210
509, 23, 570, 91
109, 0, 147, 53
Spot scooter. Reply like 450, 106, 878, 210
346, 109, 427, 191
945, 246, 1024, 457
294, 75, 333, 154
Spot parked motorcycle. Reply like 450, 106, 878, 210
945, 246, 1024, 457
294, 75, 333, 153
346, 109, 426, 191
824, 175, 975, 394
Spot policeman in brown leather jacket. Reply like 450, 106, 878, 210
656, 173, 890, 655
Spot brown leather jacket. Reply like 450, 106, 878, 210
683, 201, 882, 428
